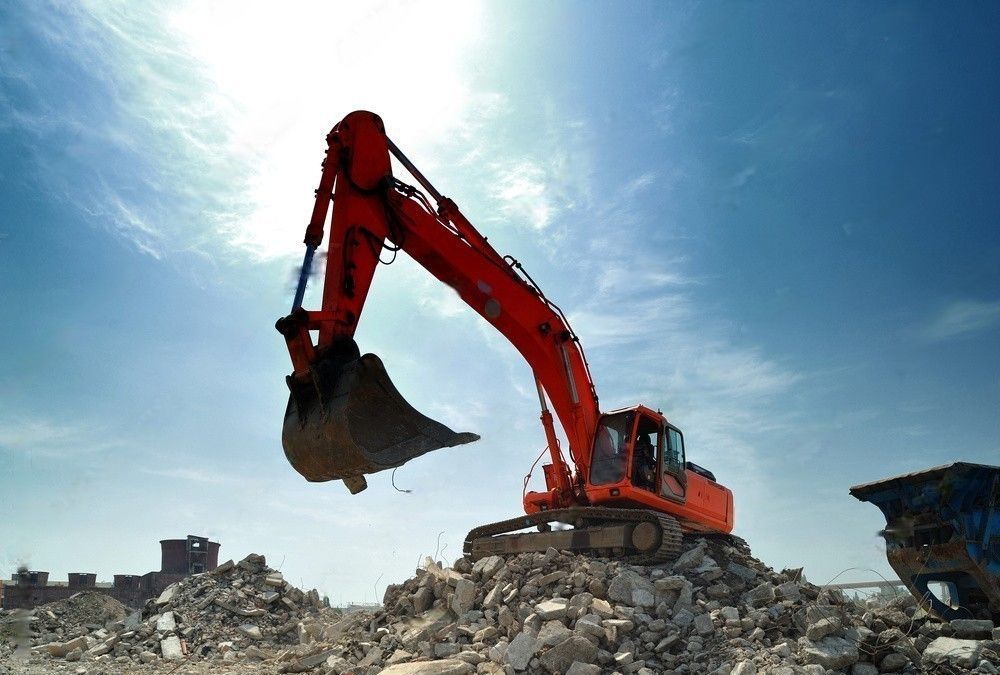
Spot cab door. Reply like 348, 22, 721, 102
660, 425, 687, 502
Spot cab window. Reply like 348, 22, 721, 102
590, 411, 633, 485
661, 426, 687, 500
665, 427, 685, 470
632, 415, 661, 492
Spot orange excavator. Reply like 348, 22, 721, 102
276, 111, 734, 562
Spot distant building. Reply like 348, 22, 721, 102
0, 535, 220, 610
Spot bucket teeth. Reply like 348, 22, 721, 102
281, 341, 479, 491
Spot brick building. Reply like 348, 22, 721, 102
0, 535, 220, 610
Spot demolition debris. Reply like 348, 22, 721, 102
2, 540, 998, 674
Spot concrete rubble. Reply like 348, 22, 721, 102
1, 542, 999, 673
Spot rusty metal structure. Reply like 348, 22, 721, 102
851, 462, 999, 620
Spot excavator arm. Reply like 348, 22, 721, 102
277, 111, 600, 504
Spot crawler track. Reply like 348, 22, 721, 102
464, 506, 684, 565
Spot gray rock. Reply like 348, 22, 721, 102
673, 608, 695, 628
731, 662, 756, 675
791, 604, 841, 632
474, 626, 498, 643
505, 630, 539, 670
155, 611, 176, 632
435, 643, 462, 657
727, 561, 757, 582
878, 652, 909, 673
293, 649, 339, 670
720, 606, 740, 622
574, 614, 605, 640
850, 664, 878, 675
212, 558, 235, 575
160, 635, 183, 660
378, 661, 473, 675
413, 586, 435, 613
775, 581, 800, 602
805, 616, 841, 641
632, 588, 656, 608
538, 620, 573, 648
239, 623, 262, 639
800, 636, 859, 670
87, 640, 113, 657
44, 636, 89, 658
156, 583, 179, 605
672, 581, 694, 612
602, 618, 634, 633
454, 651, 484, 666
451, 578, 477, 615
672, 546, 705, 572
473, 555, 505, 582
655, 634, 680, 652
608, 571, 655, 605
566, 663, 602, 675
655, 575, 687, 591
746, 582, 775, 607
694, 613, 715, 635
540, 635, 598, 673
535, 598, 569, 620
950, 619, 994, 639
706, 583, 731, 599
921, 637, 984, 669
538, 571, 568, 587
124, 610, 141, 630
590, 598, 613, 618
482, 584, 502, 608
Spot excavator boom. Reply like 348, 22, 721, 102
277, 111, 598, 501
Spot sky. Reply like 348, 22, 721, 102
1, 1, 998, 604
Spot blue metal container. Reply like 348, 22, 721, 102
850, 462, 999, 620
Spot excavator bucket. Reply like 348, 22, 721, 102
282, 340, 479, 493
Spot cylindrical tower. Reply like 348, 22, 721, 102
68, 573, 96, 588
159, 535, 220, 574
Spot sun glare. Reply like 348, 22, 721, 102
166, 1, 486, 260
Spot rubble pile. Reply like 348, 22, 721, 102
26, 592, 129, 645
266, 537, 1000, 675
6, 540, 1000, 673
20, 553, 338, 668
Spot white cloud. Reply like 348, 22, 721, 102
10, 1, 494, 262
623, 172, 657, 196
491, 159, 556, 230
0, 415, 124, 458
918, 299, 1000, 342
729, 165, 757, 189
139, 467, 232, 484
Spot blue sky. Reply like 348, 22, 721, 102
1, 1, 998, 602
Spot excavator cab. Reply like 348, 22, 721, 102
579, 406, 731, 533
588, 408, 686, 498
280, 338, 479, 493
